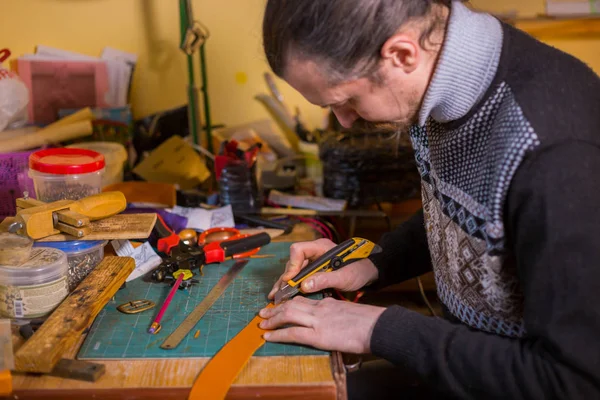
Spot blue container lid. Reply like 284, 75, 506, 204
33, 240, 107, 255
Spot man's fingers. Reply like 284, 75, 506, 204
260, 297, 316, 319
281, 259, 309, 281
269, 239, 337, 299
263, 326, 314, 346
259, 301, 316, 329
300, 269, 350, 292
268, 259, 309, 299
285, 239, 335, 277
267, 280, 283, 299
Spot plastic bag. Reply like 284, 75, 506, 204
0, 48, 29, 132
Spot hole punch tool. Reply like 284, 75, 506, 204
150, 231, 272, 283
274, 237, 382, 305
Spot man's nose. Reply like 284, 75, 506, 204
332, 106, 358, 128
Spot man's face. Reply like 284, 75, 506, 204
283, 57, 422, 132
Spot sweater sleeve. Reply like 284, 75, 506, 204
366, 209, 433, 290
369, 141, 600, 399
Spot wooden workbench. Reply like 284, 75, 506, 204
7, 223, 345, 400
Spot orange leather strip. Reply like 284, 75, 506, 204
188, 303, 274, 400
0, 370, 12, 396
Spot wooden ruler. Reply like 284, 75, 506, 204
160, 259, 249, 350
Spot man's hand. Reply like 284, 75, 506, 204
267, 238, 380, 300
259, 296, 386, 353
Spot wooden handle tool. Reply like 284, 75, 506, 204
69, 191, 127, 221
12, 191, 127, 239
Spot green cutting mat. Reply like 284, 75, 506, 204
78, 242, 327, 360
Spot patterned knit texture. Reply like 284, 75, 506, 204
411, 82, 540, 337
418, 1, 503, 126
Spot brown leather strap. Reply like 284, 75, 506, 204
188, 303, 274, 400
0, 370, 12, 396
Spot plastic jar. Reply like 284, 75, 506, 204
33, 240, 107, 292
28, 148, 105, 202
66, 142, 128, 188
0, 247, 69, 320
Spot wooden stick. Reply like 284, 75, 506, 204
13, 256, 135, 373
0, 213, 157, 242
0, 120, 93, 153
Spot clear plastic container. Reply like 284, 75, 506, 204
28, 148, 105, 202
67, 142, 128, 188
33, 240, 107, 292
0, 247, 69, 320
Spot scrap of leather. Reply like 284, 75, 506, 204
102, 182, 177, 207
0, 370, 12, 396
188, 303, 275, 400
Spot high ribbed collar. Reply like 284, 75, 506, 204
418, 0, 504, 126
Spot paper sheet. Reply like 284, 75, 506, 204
111, 240, 162, 282
171, 205, 235, 231
268, 190, 347, 211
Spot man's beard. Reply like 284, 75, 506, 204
347, 104, 419, 136
349, 119, 407, 134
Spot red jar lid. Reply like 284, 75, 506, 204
29, 148, 105, 175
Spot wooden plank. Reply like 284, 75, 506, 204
11, 384, 336, 400
49, 359, 105, 382
57, 210, 89, 228
0, 320, 14, 371
13, 257, 135, 373
0, 213, 157, 242
515, 16, 600, 38
11, 356, 335, 389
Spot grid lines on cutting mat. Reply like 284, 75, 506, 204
77, 242, 326, 360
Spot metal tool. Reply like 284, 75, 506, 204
8, 191, 126, 240
117, 300, 156, 314
151, 232, 271, 283
160, 258, 250, 349
274, 237, 382, 305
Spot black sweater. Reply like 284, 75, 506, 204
367, 17, 600, 400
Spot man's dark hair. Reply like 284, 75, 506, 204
262, 0, 450, 84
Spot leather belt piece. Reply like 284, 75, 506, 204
188, 303, 275, 400
0, 370, 12, 396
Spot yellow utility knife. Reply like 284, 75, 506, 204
274, 237, 382, 305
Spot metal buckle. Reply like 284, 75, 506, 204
117, 300, 156, 314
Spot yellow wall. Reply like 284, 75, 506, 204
2, 0, 329, 132
2, 0, 599, 134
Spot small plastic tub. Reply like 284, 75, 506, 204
28, 148, 105, 202
67, 142, 128, 187
0, 247, 69, 320
33, 240, 107, 292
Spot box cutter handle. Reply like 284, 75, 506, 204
275, 237, 382, 304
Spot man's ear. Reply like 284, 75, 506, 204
380, 33, 419, 73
